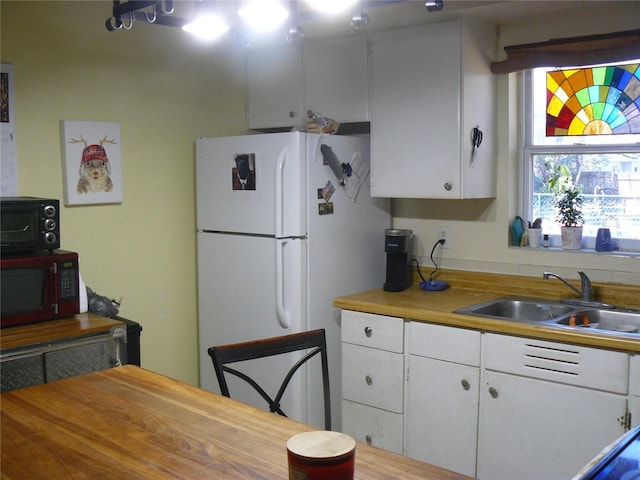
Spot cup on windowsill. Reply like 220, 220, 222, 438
527, 228, 542, 248
595, 228, 613, 252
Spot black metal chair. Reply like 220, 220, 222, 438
207, 329, 331, 430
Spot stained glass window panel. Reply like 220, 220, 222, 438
546, 63, 640, 136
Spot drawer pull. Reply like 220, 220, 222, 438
365, 434, 372, 444
461, 379, 470, 390
364, 326, 373, 337
365, 375, 373, 386
488, 386, 498, 399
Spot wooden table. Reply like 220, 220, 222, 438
0, 365, 472, 479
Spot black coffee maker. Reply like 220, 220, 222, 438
383, 229, 412, 292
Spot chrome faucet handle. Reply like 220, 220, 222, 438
577, 270, 592, 301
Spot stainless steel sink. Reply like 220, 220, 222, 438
454, 297, 575, 323
555, 308, 640, 333
455, 296, 640, 337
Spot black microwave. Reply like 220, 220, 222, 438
1, 250, 80, 328
0, 197, 61, 253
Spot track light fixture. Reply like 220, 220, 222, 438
425, 0, 444, 12
105, 0, 378, 42
350, 9, 369, 32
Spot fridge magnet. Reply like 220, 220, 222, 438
318, 202, 334, 215
320, 180, 335, 201
60, 120, 122, 206
232, 153, 256, 190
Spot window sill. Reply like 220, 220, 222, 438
512, 246, 640, 257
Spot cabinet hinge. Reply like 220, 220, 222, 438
618, 410, 632, 431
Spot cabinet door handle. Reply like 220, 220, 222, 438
461, 379, 470, 390
444, 182, 452, 191
364, 326, 373, 337
365, 375, 373, 386
365, 434, 373, 445
488, 386, 498, 399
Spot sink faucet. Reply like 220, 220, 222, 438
543, 270, 593, 301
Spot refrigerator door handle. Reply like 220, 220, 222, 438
275, 238, 291, 329
274, 145, 287, 238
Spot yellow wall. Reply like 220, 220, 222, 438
1, 0, 248, 384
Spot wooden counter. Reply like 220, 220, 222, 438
0, 312, 123, 351
334, 269, 640, 353
0, 365, 472, 480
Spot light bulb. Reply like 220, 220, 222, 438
238, 1, 289, 31
304, 0, 357, 14
182, 14, 229, 41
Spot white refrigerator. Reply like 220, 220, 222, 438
196, 131, 390, 430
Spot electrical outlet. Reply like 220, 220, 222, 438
438, 227, 450, 249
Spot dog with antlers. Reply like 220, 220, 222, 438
70, 135, 116, 194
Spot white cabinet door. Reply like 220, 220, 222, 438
246, 45, 303, 129
342, 400, 403, 454
406, 355, 479, 477
341, 310, 404, 352
303, 35, 369, 123
247, 36, 370, 130
342, 343, 404, 413
631, 354, 640, 428
477, 370, 628, 480
370, 18, 495, 198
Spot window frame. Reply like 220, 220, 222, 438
521, 68, 640, 253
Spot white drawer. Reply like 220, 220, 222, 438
631, 355, 640, 396
341, 400, 403, 454
341, 310, 404, 352
484, 333, 629, 394
342, 343, 404, 413
409, 322, 481, 366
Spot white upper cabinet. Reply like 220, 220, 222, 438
370, 18, 497, 198
246, 35, 369, 130
246, 44, 304, 130
303, 34, 370, 124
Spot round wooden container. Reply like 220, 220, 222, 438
286, 431, 356, 480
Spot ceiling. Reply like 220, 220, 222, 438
250, 1, 597, 39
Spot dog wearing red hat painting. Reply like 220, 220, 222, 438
69, 135, 115, 194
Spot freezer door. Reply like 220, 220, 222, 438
197, 232, 308, 423
196, 132, 306, 237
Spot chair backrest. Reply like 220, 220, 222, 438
207, 329, 331, 430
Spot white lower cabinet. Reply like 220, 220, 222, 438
342, 400, 403, 454
477, 334, 629, 480
340, 310, 634, 479
631, 354, 640, 428
405, 322, 481, 477
341, 311, 404, 453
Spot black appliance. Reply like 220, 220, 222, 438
1, 197, 61, 253
383, 229, 412, 292
114, 316, 143, 366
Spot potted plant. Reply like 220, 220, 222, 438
550, 166, 584, 249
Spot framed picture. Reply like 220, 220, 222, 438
60, 120, 122, 205
1, 63, 17, 196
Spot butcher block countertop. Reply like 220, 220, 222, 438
0, 313, 123, 351
0, 365, 472, 480
334, 269, 640, 353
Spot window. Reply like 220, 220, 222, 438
523, 61, 640, 252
